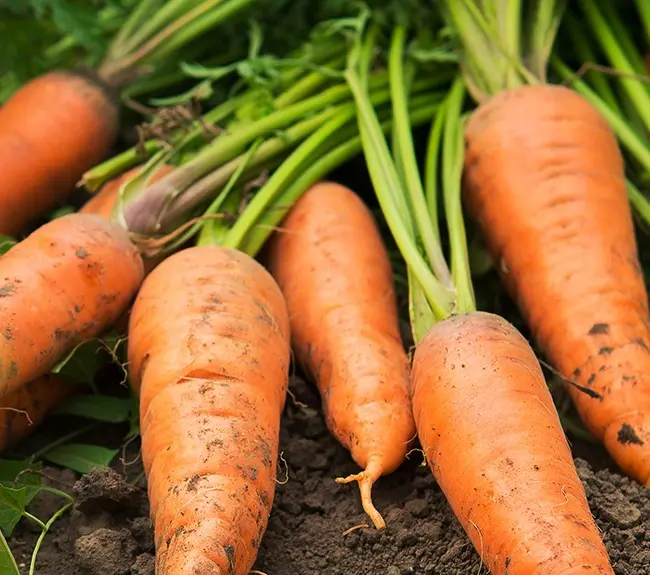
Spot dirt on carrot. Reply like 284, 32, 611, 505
8, 375, 650, 575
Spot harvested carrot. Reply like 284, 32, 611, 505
265, 181, 414, 530
127, 246, 290, 574
412, 312, 614, 574
0, 375, 75, 452
442, 0, 650, 483
346, 23, 614, 573
0, 71, 119, 236
0, 212, 144, 397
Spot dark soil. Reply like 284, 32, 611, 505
6, 376, 650, 575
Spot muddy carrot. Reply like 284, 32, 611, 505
445, 0, 650, 484
265, 181, 415, 530
127, 246, 290, 574
0, 213, 143, 397
346, 22, 614, 573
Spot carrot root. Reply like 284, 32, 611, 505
335, 460, 385, 530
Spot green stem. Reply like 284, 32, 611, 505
29, 502, 74, 575
424, 103, 445, 239
239, 101, 440, 256
389, 26, 453, 289
22, 512, 46, 531
105, 0, 162, 62
636, 0, 650, 41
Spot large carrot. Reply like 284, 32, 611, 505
264, 181, 414, 530
443, 0, 650, 484
127, 246, 290, 574
346, 23, 614, 573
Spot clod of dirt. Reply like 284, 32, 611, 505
73, 467, 148, 516
74, 527, 137, 574
130, 553, 155, 575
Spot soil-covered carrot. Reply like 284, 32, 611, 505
265, 181, 414, 530
127, 246, 290, 574
346, 20, 614, 573
0, 212, 143, 397
444, 0, 650, 484
0, 71, 119, 236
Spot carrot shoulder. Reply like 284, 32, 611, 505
127, 246, 290, 574
463, 84, 650, 484
0, 71, 119, 236
265, 181, 415, 529
412, 312, 614, 574
0, 212, 143, 396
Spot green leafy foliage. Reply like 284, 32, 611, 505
0, 530, 19, 575
0, 460, 42, 537
52, 394, 134, 424
42, 444, 118, 475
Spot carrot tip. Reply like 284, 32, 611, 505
336, 468, 385, 530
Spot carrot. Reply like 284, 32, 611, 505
0, 71, 119, 236
0, 212, 144, 397
127, 246, 290, 574
442, 1, 650, 484
346, 22, 614, 573
264, 181, 414, 530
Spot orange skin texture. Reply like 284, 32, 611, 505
412, 312, 614, 575
265, 181, 415, 529
127, 246, 291, 575
0, 213, 144, 398
463, 84, 650, 485
0, 71, 119, 236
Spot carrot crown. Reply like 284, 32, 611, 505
441, 0, 566, 103
344, 13, 476, 343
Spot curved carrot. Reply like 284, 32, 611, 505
0, 212, 143, 397
127, 246, 290, 574
265, 181, 415, 530
0, 71, 119, 236
463, 84, 650, 484
412, 311, 614, 575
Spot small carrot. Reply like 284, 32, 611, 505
0, 212, 144, 397
127, 246, 290, 574
0, 71, 119, 236
265, 181, 414, 530
346, 23, 614, 573
443, 0, 650, 484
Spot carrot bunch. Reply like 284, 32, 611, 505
345, 14, 614, 573
442, 0, 650, 487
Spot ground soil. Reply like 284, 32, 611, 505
6, 374, 650, 575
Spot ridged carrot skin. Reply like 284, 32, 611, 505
0, 213, 144, 397
0, 71, 119, 236
265, 181, 415, 529
127, 246, 291, 574
463, 84, 650, 485
412, 312, 614, 575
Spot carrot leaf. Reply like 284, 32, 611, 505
52, 395, 133, 424
42, 444, 118, 475
0, 530, 19, 575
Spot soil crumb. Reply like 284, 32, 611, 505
11, 377, 650, 574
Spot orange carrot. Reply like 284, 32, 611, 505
127, 246, 290, 574
412, 312, 614, 574
264, 181, 414, 529
0, 212, 143, 397
463, 83, 650, 485
0, 71, 119, 236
